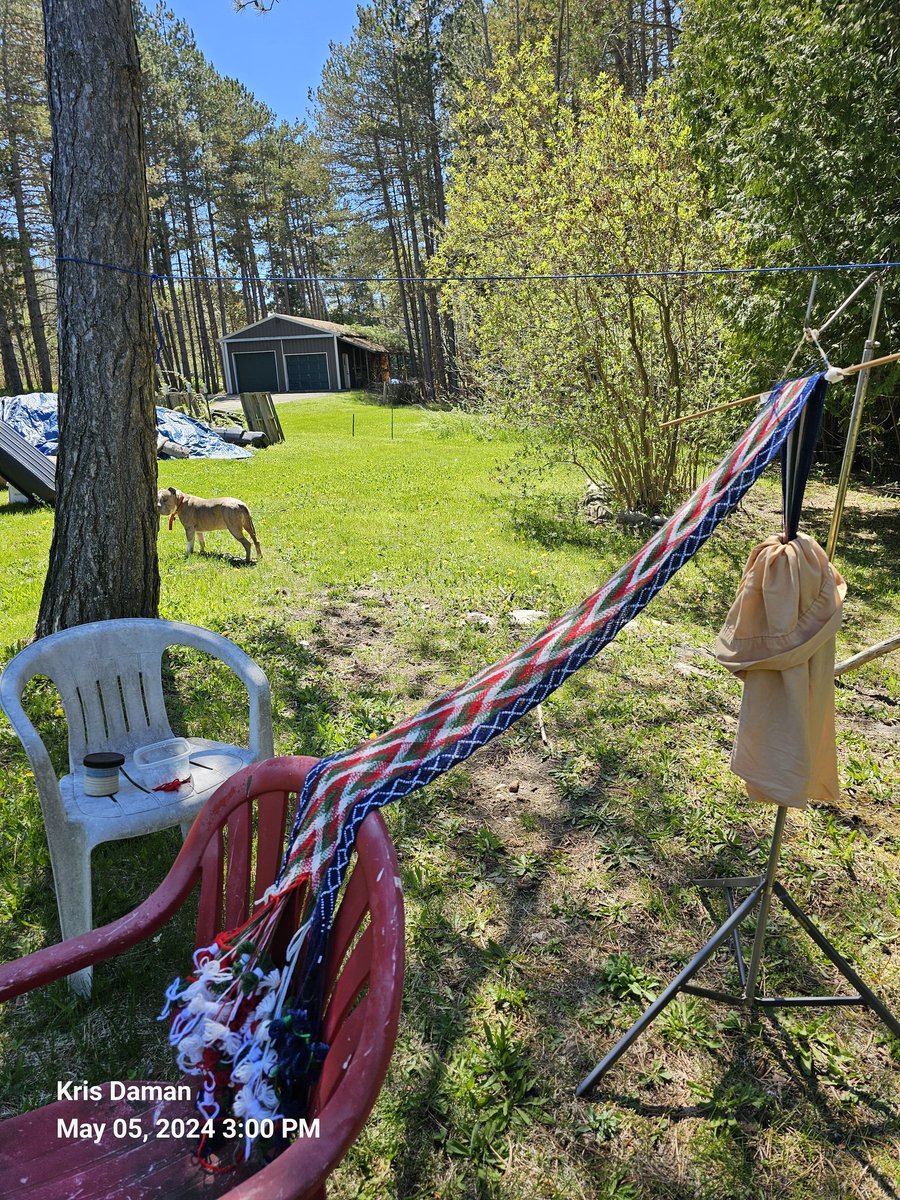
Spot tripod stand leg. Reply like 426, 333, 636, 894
774, 884, 900, 1039
576, 881, 764, 1097
744, 806, 788, 1002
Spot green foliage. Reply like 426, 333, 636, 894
433, 43, 742, 512
675, 0, 900, 472
687, 1078, 770, 1130
444, 1018, 546, 1179
784, 1015, 857, 1085
658, 996, 722, 1050
596, 952, 658, 1002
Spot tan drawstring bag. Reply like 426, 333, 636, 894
715, 533, 846, 808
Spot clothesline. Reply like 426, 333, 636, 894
55, 253, 900, 287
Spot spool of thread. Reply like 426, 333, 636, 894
83, 751, 125, 797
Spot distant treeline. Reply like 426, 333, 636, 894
0, 0, 896, 472
0, 0, 677, 398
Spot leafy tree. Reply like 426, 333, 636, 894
433, 44, 740, 512
675, 0, 900, 469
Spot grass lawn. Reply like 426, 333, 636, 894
0, 392, 898, 1199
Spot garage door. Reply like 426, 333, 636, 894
233, 351, 278, 392
286, 353, 330, 392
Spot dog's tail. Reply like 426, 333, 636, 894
243, 509, 262, 559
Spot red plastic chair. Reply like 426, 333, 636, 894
0, 756, 405, 1200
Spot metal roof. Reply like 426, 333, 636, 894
222, 312, 387, 353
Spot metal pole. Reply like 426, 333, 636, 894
743, 805, 788, 1002
576, 881, 765, 1096
774, 884, 900, 1038
818, 271, 878, 336
803, 275, 818, 328
825, 283, 883, 560
352, 412, 355, 438
391, 405, 394, 440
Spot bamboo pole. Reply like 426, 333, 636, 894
835, 633, 900, 677
835, 350, 900, 377
660, 350, 900, 431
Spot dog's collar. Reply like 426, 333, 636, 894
167, 493, 185, 531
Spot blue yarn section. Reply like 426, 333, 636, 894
285, 374, 826, 1000
56, 253, 900, 286
149, 273, 164, 366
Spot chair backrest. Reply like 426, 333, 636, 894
180, 756, 405, 1198
1, 618, 247, 773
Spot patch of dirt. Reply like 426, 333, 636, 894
307, 590, 427, 693
454, 742, 561, 828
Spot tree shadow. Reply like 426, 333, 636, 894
3, 604, 897, 1195
808, 500, 900, 622
176, 549, 258, 568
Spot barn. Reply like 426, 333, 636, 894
220, 314, 388, 394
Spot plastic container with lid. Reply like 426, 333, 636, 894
132, 738, 193, 794
82, 751, 125, 797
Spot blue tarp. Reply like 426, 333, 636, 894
0, 392, 59, 454
0, 392, 251, 460
154, 406, 251, 459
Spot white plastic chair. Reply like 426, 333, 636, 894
0, 618, 274, 995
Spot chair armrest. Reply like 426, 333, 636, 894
0, 663, 64, 822
0, 757, 315, 1005
0, 848, 203, 1002
168, 624, 274, 760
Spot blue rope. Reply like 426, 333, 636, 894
55, 255, 166, 363
54, 252, 898, 379
149, 273, 164, 366
56, 254, 900, 287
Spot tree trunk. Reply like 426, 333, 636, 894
11, 300, 36, 390
0, 8, 54, 391
38, 0, 159, 635
247, 238, 268, 319
153, 204, 192, 382
206, 197, 230, 338
0, 293, 23, 392
179, 174, 216, 390
0, 249, 25, 393
372, 132, 415, 365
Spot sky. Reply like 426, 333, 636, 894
166, 0, 361, 124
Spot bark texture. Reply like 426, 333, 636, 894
37, 0, 159, 635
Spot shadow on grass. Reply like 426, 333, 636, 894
0, 499, 45, 516
810, 500, 900, 620
605, 1019, 900, 1199
511, 486, 900, 638
174, 549, 259, 568
2, 604, 897, 1193
509, 495, 754, 625
479, 666, 899, 1194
